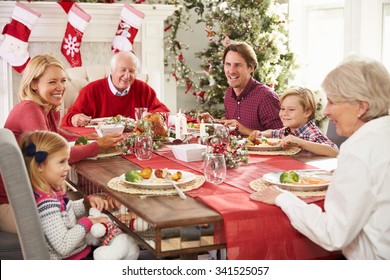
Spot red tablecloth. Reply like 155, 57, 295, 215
66, 126, 340, 259
122, 148, 340, 260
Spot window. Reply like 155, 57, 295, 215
382, 3, 390, 70
288, 0, 345, 88
306, 6, 344, 87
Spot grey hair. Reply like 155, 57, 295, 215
321, 55, 390, 122
110, 51, 139, 70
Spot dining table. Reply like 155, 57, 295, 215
63, 125, 343, 260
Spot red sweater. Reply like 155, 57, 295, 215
61, 78, 170, 126
1, 101, 99, 204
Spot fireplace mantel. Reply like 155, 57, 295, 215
0, 1, 177, 126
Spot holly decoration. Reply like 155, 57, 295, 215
203, 124, 248, 169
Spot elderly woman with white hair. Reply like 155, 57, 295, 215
252, 55, 390, 259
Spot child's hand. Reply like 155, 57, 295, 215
89, 216, 109, 224
281, 135, 301, 148
89, 195, 109, 211
106, 195, 122, 211
249, 130, 262, 138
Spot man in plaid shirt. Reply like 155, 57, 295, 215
200, 42, 283, 136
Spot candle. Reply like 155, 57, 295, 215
175, 109, 187, 139
200, 120, 206, 138
175, 109, 182, 139
181, 113, 187, 135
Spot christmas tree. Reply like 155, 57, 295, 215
192, 0, 297, 117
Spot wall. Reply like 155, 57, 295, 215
0, 1, 176, 126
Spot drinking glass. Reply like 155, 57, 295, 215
134, 134, 153, 160
135, 107, 148, 121
203, 153, 227, 184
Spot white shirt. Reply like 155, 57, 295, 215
275, 116, 390, 259
108, 75, 130, 96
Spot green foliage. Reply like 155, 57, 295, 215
194, 0, 297, 114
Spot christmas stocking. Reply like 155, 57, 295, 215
61, 4, 91, 67
0, 2, 41, 73
112, 4, 145, 53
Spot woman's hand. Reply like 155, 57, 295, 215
84, 131, 99, 140
96, 133, 124, 153
89, 195, 109, 211
251, 186, 283, 205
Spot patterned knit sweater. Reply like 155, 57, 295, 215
34, 189, 93, 260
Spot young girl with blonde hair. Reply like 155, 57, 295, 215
20, 130, 109, 260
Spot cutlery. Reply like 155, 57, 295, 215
164, 172, 187, 199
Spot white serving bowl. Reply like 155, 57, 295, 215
171, 144, 207, 162
96, 124, 125, 137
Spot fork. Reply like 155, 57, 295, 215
164, 172, 187, 199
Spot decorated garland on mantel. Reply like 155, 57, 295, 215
67, 0, 296, 119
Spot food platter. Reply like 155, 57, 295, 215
119, 169, 196, 189
246, 138, 283, 151
262, 169, 332, 191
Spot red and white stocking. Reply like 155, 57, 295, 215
112, 4, 145, 53
61, 4, 91, 67
0, 2, 41, 73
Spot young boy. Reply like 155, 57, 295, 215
250, 87, 339, 157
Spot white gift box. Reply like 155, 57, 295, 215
171, 144, 207, 162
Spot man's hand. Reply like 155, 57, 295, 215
197, 112, 213, 123
71, 113, 92, 127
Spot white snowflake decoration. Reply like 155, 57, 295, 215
63, 34, 80, 58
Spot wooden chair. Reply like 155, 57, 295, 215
326, 121, 348, 148
0, 128, 49, 259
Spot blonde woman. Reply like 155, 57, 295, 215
1, 54, 122, 233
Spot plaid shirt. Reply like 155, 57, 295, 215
224, 77, 283, 131
272, 119, 339, 150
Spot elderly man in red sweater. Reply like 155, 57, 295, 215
61, 51, 170, 127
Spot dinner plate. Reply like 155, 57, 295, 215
187, 127, 200, 132
89, 117, 111, 125
262, 169, 332, 191
119, 169, 196, 189
69, 140, 95, 146
246, 138, 283, 151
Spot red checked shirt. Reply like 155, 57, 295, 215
272, 119, 339, 150
224, 77, 283, 131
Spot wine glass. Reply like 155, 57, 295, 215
134, 134, 153, 160
203, 153, 227, 184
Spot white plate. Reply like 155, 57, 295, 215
69, 140, 95, 146
90, 117, 111, 124
119, 169, 196, 189
262, 170, 332, 191
247, 138, 283, 151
